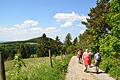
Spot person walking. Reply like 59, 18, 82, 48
82, 49, 92, 72
77, 49, 83, 64
94, 51, 101, 74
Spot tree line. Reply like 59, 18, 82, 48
0, 33, 76, 60
74, 0, 120, 79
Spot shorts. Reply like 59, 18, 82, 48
95, 61, 100, 66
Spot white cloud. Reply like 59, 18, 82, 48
61, 21, 73, 28
30, 27, 42, 31
14, 20, 39, 29
43, 27, 58, 33
76, 24, 87, 33
54, 11, 80, 22
54, 11, 88, 28
0, 20, 58, 41
79, 16, 89, 22
76, 24, 86, 27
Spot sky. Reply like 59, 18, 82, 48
0, 0, 96, 42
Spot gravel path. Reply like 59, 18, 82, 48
65, 56, 115, 80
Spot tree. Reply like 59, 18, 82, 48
73, 37, 78, 45
36, 33, 49, 57
99, 0, 120, 79
36, 35, 62, 57
100, 0, 120, 58
42, 33, 46, 39
19, 44, 31, 58
80, 0, 110, 51
54, 36, 61, 55
64, 33, 72, 47
107, 0, 120, 39
36, 39, 48, 57
78, 31, 95, 50
55, 36, 60, 42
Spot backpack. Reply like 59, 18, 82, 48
95, 53, 101, 61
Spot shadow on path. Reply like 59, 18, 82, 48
66, 56, 115, 80
88, 71, 105, 74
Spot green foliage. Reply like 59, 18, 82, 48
53, 56, 70, 74
42, 33, 47, 39
64, 33, 72, 47
0, 33, 63, 60
109, 0, 120, 13
66, 45, 76, 55
11, 53, 26, 80
100, 56, 120, 80
36, 34, 62, 57
0, 43, 37, 60
19, 44, 31, 58
6, 54, 72, 80
78, 30, 95, 50
100, 35, 120, 57
98, 1, 120, 79
75, 0, 120, 79
2, 0, 120, 79
80, 0, 110, 51
73, 37, 78, 45
109, 67, 120, 80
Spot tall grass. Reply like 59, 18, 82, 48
5, 54, 72, 80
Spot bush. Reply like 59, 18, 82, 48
109, 67, 120, 80
100, 57, 120, 79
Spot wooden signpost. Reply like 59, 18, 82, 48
0, 51, 6, 80
49, 49, 53, 67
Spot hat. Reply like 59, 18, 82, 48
85, 49, 88, 52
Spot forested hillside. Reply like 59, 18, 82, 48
0, 33, 75, 61
0, 33, 63, 60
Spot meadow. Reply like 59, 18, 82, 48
5, 54, 72, 80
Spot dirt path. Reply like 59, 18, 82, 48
65, 56, 115, 80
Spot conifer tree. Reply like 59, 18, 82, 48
80, 0, 110, 50
64, 33, 72, 47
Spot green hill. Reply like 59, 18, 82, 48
0, 34, 62, 60
1, 36, 55, 44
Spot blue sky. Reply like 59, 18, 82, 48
0, 0, 96, 42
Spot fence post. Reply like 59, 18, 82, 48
0, 51, 6, 80
49, 49, 53, 67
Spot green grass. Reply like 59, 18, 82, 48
5, 54, 72, 80
5, 57, 49, 72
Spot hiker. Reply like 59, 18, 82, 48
82, 49, 92, 72
94, 51, 101, 74
77, 48, 83, 63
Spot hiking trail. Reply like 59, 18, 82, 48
65, 56, 115, 80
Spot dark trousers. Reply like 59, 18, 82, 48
95, 61, 100, 73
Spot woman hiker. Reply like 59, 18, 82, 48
77, 48, 83, 64
82, 49, 92, 72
